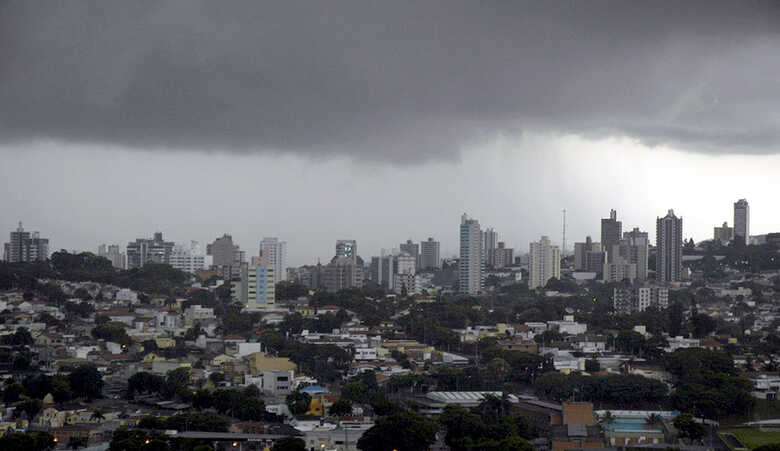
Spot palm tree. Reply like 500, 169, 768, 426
599, 411, 616, 424
90, 409, 105, 422
646, 413, 663, 427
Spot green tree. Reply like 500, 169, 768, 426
0, 431, 56, 451
285, 391, 312, 415
68, 365, 103, 399
357, 410, 438, 451
329, 399, 353, 416
17, 398, 42, 421
585, 359, 600, 372
67, 435, 89, 450
4, 381, 24, 403
673, 413, 706, 442
271, 436, 307, 451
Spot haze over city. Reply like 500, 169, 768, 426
3, 1, 780, 264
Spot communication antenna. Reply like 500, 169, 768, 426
562, 209, 567, 257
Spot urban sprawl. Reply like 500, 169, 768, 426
2, 199, 780, 451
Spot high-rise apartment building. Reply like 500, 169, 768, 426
399, 239, 420, 268
232, 263, 275, 309
601, 209, 622, 262
126, 232, 175, 269
529, 236, 561, 290
734, 199, 750, 245
613, 285, 668, 315
335, 240, 358, 264
574, 236, 604, 274
3, 222, 49, 263
656, 210, 683, 282
459, 214, 484, 295
207, 234, 244, 280
493, 242, 514, 269
324, 256, 363, 292
258, 237, 287, 284
617, 228, 649, 281
713, 222, 734, 245
420, 237, 441, 270
98, 244, 126, 269
482, 228, 498, 267
168, 241, 207, 273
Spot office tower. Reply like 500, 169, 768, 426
420, 237, 441, 270
335, 240, 357, 264
713, 222, 734, 245
529, 236, 561, 290
620, 228, 649, 281
734, 199, 750, 245
207, 234, 244, 280
98, 244, 126, 269
399, 239, 420, 268
493, 242, 514, 269
288, 264, 324, 291
232, 263, 275, 309
601, 209, 622, 262
482, 228, 498, 267
3, 222, 49, 263
126, 232, 175, 269
459, 214, 484, 295
656, 209, 683, 282
168, 241, 207, 273
259, 237, 288, 283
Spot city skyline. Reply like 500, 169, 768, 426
0, 196, 765, 267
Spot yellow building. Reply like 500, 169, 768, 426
307, 394, 341, 417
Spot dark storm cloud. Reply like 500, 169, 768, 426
2, 0, 780, 161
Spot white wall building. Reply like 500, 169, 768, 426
168, 241, 207, 273
259, 237, 288, 283
529, 236, 561, 290
459, 214, 484, 295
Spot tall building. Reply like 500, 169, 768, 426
482, 228, 498, 267
3, 222, 49, 263
420, 237, 441, 270
459, 214, 484, 295
168, 241, 207, 273
529, 236, 561, 290
734, 199, 750, 245
207, 234, 244, 280
601, 209, 622, 262
656, 209, 683, 282
713, 222, 734, 245
493, 242, 514, 269
126, 232, 175, 269
258, 237, 287, 284
97, 244, 126, 269
324, 256, 363, 292
573, 236, 603, 273
614, 228, 649, 281
399, 239, 420, 269
232, 263, 275, 309
335, 240, 357, 264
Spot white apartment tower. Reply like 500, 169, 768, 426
529, 236, 561, 290
734, 199, 750, 245
259, 237, 288, 283
459, 214, 484, 295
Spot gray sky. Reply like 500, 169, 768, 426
2, 1, 779, 265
